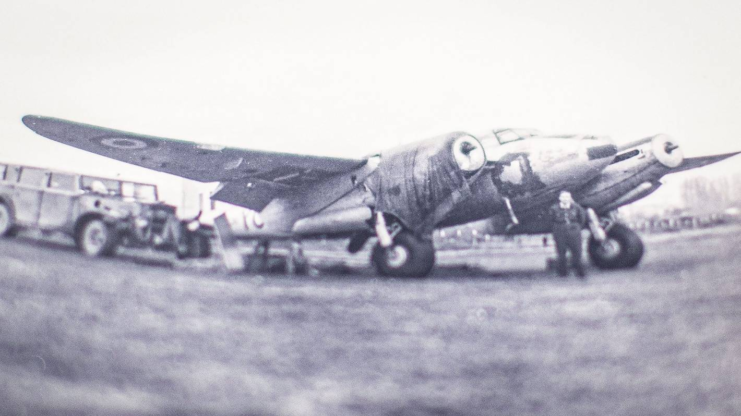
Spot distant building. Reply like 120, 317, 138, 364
622, 165, 741, 221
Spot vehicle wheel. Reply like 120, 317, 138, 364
0, 202, 17, 237
588, 223, 644, 269
371, 232, 435, 278
77, 219, 118, 257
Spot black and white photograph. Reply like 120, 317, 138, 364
1, 1, 740, 415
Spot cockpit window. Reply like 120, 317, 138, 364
493, 128, 541, 144
495, 130, 521, 144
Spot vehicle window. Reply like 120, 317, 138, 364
49, 173, 77, 191
121, 182, 135, 199
6, 166, 21, 183
0, 164, 6, 181
134, 184, 158, 202
19, 168, 47, 186
81, 176, 122, 195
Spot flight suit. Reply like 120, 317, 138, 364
549, 202, 587, 276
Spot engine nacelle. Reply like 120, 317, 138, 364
367, 132, 486, 234
452, 135, 486, 172
649, 134, 684, 168
614, 134, 684, 168
575, 134, 684, 213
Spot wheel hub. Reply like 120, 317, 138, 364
84, 224, 107, 252
386, 245, 409, 268
597, 238, 622, 260
89, 231, 104, 247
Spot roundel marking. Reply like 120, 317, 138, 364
100, 138, 148, 149
92, 136, 159, 150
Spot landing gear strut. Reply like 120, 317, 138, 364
588, 222, 644, 269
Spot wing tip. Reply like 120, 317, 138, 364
672, 151, 741, 174
699, 150, 741, 162
21, 114, 49, 131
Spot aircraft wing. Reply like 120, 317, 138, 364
23, 115, 365, 211
670, 151, 741, 174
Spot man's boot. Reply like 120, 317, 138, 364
575, 262, 586, 278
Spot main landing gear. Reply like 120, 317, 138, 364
366, 210, 645, 277
371, 232, 435, 278
370, 213, 435, 278
588, 221, 644, 269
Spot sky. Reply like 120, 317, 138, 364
1, 0, 740, 206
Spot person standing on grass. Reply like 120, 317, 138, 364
549, 190, 587, 277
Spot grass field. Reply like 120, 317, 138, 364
1, 226, 741, 415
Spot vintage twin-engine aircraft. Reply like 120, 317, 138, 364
22, 115, 739, 277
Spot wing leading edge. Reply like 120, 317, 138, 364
22, 115, 366, 211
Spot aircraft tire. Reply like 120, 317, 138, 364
588, 223, 644, 269
76, 218, 118, 257
0, 202, 17, 237
371, 232, 435, 278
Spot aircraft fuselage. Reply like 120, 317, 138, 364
440, 132, 619, 229
281, 129, 622, 238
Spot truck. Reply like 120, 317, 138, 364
0, 162, 213, 259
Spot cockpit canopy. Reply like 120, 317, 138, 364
478, 128, 602, 145
482, 128, 542, 144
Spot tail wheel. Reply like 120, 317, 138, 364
0, 202, 17, 237
77, 219, 118, 257
371, 232, 435, 278
588, 223, 644, 269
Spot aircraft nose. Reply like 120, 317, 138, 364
584, 137, 618, 161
